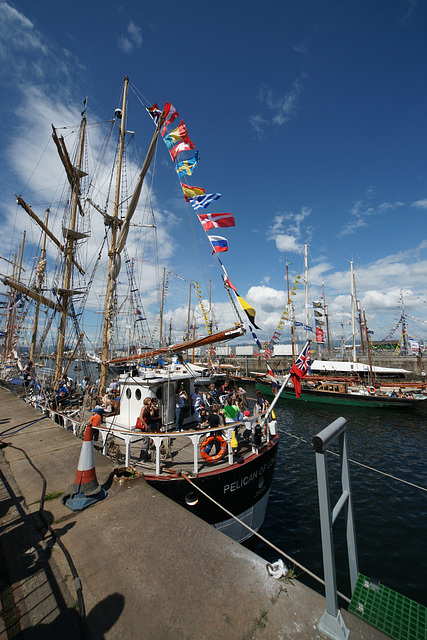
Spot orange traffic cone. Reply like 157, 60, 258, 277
61, 423, 107, 511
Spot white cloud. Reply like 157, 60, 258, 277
249, 76, 304, 137
229, 242, 427, 342
248, 114, 268, 140
275, 234, 303, 253
0, 18, 180, 345
0, 3, 47, 60
267, 206, 312, 253
118, 20, 143, 54
338, 199, 406, 236
412, 198, 427, 209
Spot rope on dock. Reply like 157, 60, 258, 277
281, 429, 427, 493
181, 472, 351, 605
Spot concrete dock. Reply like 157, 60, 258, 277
0, 386, 389, 639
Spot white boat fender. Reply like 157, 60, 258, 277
266, 559, 288, 579
268, 420, 277, 436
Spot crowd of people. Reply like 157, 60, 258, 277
132, 377, 262, 461
27, 357, 269, 461
172, 378, 253, 432
46, 371, 122, 415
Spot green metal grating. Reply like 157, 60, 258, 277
349, 574, 426, 640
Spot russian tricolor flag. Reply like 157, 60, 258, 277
208, 235, 228, 254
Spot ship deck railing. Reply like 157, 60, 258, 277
95, 412, 276, 475
27, 399, 277, 476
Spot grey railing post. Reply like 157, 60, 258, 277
312, 416, 359, 640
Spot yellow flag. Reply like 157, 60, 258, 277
237, 295, 261, 330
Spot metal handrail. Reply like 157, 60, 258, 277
312, 417, 358, 640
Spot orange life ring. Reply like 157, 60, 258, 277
200, 435, 227, 463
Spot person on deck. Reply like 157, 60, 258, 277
137, 397, 152, 461
150, 397, 161, 431
93, 392, 113, 416
191, 387, 203, 422
23, 361, 33, 388
63, 375, 74, 392
221, 378, 232, 395
233, 383, 248, 410
255, 390, 268, 414
207, 383, 219, 405
221, 397, 240, 424
80, 376, 90, 399
107, 378, 119, 394
174, 386, 188, 432
51, 383, 69, 410
198, 405, 209, 428
200, 403, 223, 431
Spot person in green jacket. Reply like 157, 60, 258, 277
221, 397, 240, 424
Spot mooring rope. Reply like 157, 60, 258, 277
181, 472, 351, 604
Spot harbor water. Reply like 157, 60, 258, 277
256, 400, 427, 608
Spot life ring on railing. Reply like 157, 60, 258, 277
200, 435, 227, 463
368, 386, 376, 395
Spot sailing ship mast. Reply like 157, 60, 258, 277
400, 290, 411, 355
99, 78, 165, 391
53, 108, 87, 383
322, 282, 331, 354
30, 210, 49, 362
99, 78, 129, 389
286, 260, 294, 362
353, 274, 365, 355
3, 234, 25, 361
159, 267, 166, 348
363, 308, 374, 385
304, 243, 309, 342
350, 259, 356, 363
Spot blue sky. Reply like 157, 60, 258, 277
0, 0, 426, 352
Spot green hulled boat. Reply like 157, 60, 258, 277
255, 379, 427, 409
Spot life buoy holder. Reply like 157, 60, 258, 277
200, 435, 227, 463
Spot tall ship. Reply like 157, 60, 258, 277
1, 77, 280, 543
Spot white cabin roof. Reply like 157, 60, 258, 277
310, 360, 411, 375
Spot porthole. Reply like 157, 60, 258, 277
258, 475, 265, 490
135, 388, 141, 401
126, 388, 131, 399
185, 492, 199, 506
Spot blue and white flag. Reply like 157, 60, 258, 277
190, 193, 221, 210
208, 235, 228, 254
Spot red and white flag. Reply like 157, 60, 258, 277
197, 213, 235, 231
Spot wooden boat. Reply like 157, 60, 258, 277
256, 378, 427, 408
